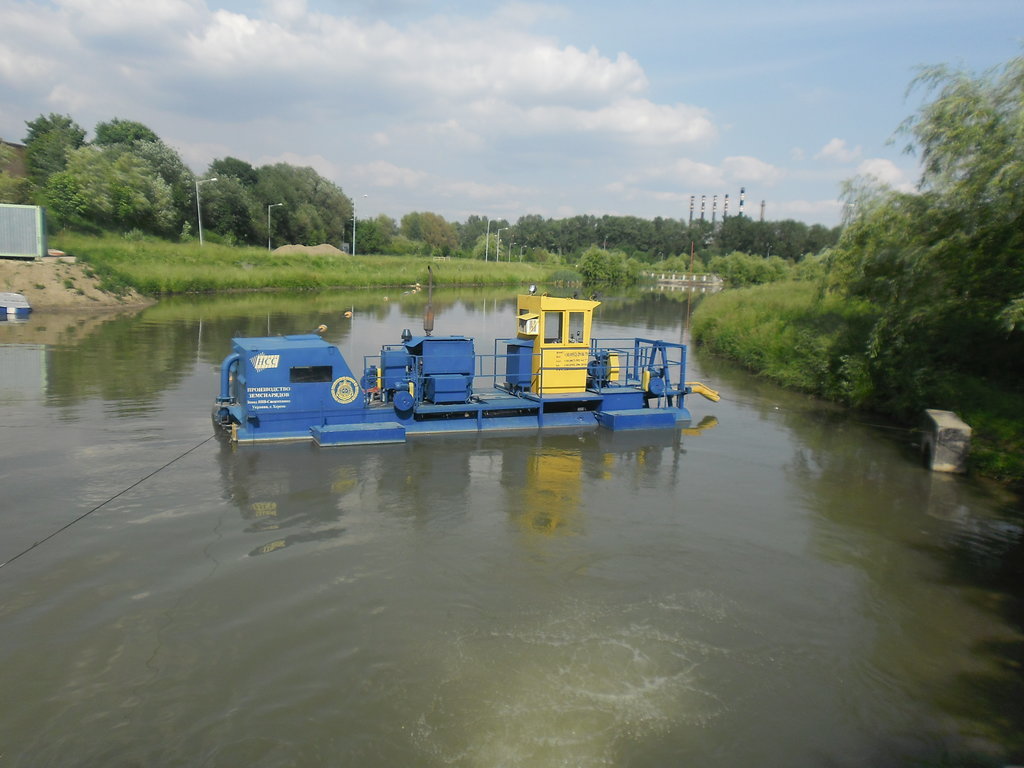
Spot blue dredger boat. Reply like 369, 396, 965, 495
213, 289, 718, 446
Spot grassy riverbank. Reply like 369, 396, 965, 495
692, 281, 1024, 487
51, 233, 560, 295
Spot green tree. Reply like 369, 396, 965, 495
210, 156, 259, 187
63, 145, 175, 234
353, 215, 394, 254
457, 214, 490, 252
42, 171, 89, 227
513, 214, 548, 249
93, 118, 160, 147
202, 176, 260, 245
828, 55, 1024, 414
23, 113, 86, 185
708, 251, 790, 286
132, 140, 195, 233
0, 143, 31, 204
0, 172, 31, 204
419, 212, 458, 254
400, 211, 424, 242
253, 164, 350, 246
401, 211, 458, 254
577, 247, 639, 284
24, 113, 86, 146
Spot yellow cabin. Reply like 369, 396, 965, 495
515, 294, 600, 395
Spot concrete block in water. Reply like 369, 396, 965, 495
921, 409, 971, 474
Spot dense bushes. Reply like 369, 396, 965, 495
575, 247, 647, 285
692, 282, 877, 398
706, 251, 790, 286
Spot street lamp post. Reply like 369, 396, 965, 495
496, 227, 508, 263
484, 218, 492, 261
195, 177, 218, 246
267, 203, 283, 251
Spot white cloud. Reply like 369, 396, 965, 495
423, 120, 485, 151
624, 154, 781, 190
0, 48, 56, 84
2, 1, 713, 156
816, 138, 862, 163
491, 46, 648, 101
439, 179, 526, 202
722, 156, 784, 185
47, 83, 96, 114
186, 10, 301, 71
58, 0, 204, 33
179, 9, 649, 111
856, 158, 916, 191
0, 4, 72, 85
589, 99, 713, 144
664, 158, 724, 188
482, 98, 714, 145
354, 161, 427, 189
265, 0, 308, 25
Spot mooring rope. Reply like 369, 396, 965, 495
0, 434, 217, 570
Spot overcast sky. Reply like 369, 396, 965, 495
1, 0, 1021, 226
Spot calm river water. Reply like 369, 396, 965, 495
1, 288, 1022, 767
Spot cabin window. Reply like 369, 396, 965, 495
290, 365, 333, 383
568, 312, 585, 343
544, 311, 563, 344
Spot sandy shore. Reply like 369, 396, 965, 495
0, 256, 153, 311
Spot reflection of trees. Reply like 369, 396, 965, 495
46, 311, 200, 410
782, 404, 1024, 762
923, 508, 1024, 760
589, 290, 710, 338
215, 440, 352, 556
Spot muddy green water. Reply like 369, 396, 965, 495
1, 289, 1022, 767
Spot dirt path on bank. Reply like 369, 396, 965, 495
0, 257, 153, 311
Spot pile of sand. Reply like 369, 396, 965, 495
0, 257, 152, 311
272, 244, 346, 256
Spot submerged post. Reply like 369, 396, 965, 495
921, 409, 971, 474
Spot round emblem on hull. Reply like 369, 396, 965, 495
331, 376, 359, 404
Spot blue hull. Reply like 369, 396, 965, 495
222, 388, 692, 446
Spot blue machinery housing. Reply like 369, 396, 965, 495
213, 293, 718, 446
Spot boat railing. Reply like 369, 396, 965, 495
593, 337, 687, 392
362, 336, 686, 400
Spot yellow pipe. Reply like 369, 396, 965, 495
687, 381, 721, 402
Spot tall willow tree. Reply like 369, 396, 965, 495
829, 55, 1024, 415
